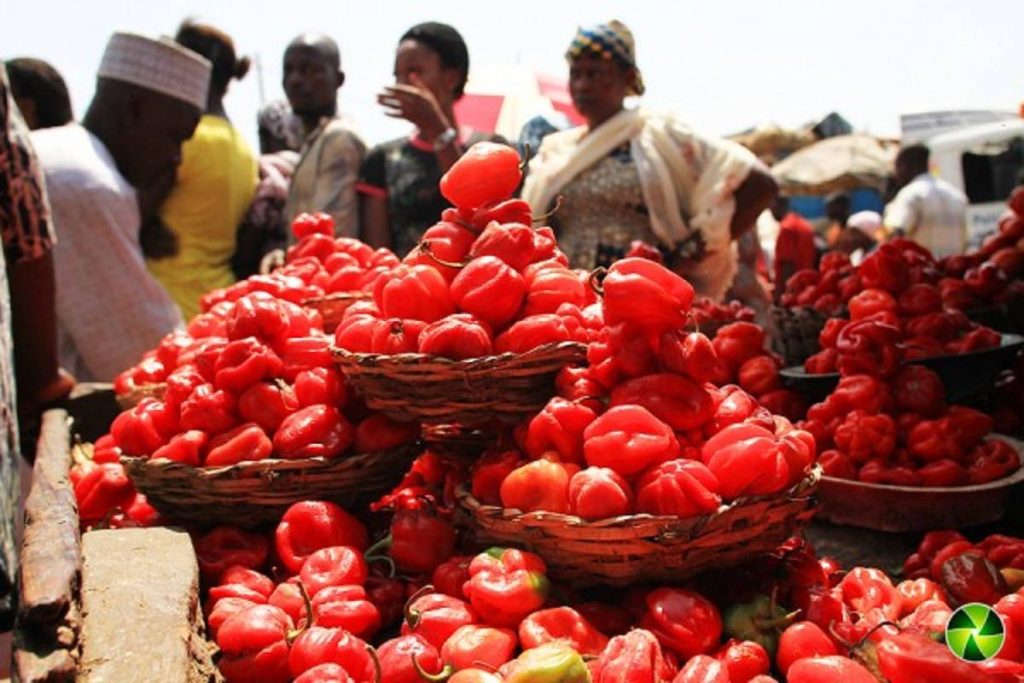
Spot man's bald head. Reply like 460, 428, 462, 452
282, 32, 344, 128
286, 33, 340, 70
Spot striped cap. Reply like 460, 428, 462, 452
566, 20, 644, 95
98, 32, 211, 110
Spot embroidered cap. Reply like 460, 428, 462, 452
566, 20, 645, 96
98, 32, 212, 110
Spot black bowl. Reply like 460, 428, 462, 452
781, 333, 1024, 404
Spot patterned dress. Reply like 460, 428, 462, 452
0, 62, 56, 626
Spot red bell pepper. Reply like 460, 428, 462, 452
786, 655, 877, 683
517, 607, 608, 656
848, 288, 897, 321
463, 548, 550, 628
568, 467, 634, 520
634, 459, 721, 518
672, 655, 730, 683
204, 422, 273, 467
803, 348, 838, 374
299, 545, 368, 597
775, 622, 837, 676
440, 142, 522, 210
836, 318, 903, 377
500, 458, 574, 514
110, 398, 177, 457
713, 322, 766, 370
226, 293, 291, 346
179, 383, 237, 436
938, 551, 1008, 605
660, 330, 726, 383
418, 313, 494, 359
292, 664, 354, 683
293, 367, 347, 408
333, 313, 383, 352
374, 264, 456, 323
838, 567, 901, 621
522, 265, 587, 317
470, 449, 521, 506
237, 381, 298, 434
216, 604, 293, 683
713, 639, 770, 682
467, 198, 533, 232
589, 628, 678, 683
738, 355, 780, 396
583, 405, 680, 477
701, 424, 790, 500
890, 365, 945, 417
833, 410, 896, 463
406, 220, 476, 282
149, 430, 204, 466
874, 629, 991, 683
601, 257, 694, 334
376, 634, 442, 683
72, 461, 136, 525
401, 592, 478, 649
287, 626, 375, 682
163, 365, 206, 410
907, 418, 961, 463
895, 578, 946, 616
918, 459, 969, 487
351, 414, 417, 453
194, 526, 270, 582
432, 624, 517, 674
291, 212, 335, 240
610, 373, 714, 431
449, 255, 526, 330
213, 337, 284, 394
829, 374, 894, 414
275, 500, 368, 575
968, 439, 1021, 484
369, 317, 427, 354
859, 243, 911, 293
309, 584, 380, 639
640, 587, 722, 659
388, 498, 457, 575
273, 404, 353, 460
523, 397, 596, 465
493, 313, 575, 354
432, 555, 473, 601
467, 221, 537, 271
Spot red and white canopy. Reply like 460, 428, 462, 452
454, 65, 585, 142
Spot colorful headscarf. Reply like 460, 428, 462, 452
566, 20, 644, 96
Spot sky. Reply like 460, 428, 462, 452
3, 0, 1022, 151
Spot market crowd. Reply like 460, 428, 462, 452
0, 18, 980, 628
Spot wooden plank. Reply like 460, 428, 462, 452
77, 527, 220, 683
18, 409, 79, 627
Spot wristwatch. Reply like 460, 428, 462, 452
432, 127, 458, 152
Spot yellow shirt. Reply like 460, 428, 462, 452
148, 115, 258, 319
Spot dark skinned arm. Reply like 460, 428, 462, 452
7, 250, 74, 423
730, 164, 778, 239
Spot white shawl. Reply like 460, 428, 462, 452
522, 108, 757, 300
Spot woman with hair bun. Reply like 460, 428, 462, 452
144, 18, 258, 319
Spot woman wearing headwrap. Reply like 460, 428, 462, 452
522, 20, 778, 301
357, 21, 499, 256
145, 19, 258, 319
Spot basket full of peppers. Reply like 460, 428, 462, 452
330, 142, 589, 425
455, 257, 821, 587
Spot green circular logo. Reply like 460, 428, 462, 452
945, 602, 1006, 662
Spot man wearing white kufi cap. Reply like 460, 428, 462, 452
31, 32, 211, 381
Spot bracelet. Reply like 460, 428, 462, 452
432, 127, 458, 152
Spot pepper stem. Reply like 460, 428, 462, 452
412, 652, 454, 682
418, 240, 469, 270
286, 580, 315, 644
368, 645, 383, 683
403, 583, 436, 630
532, 195, 564, 225
588, 267, 607, 296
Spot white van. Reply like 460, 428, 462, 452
926, 119, 1024, 247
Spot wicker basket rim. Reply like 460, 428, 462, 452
120, 442, 417, 480
459, 465, 822, 530
332, 340, 587, 367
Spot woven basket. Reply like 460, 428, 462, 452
457, 467, 821, 587
333, 342, 587, 425
771, 306, 834, 367
303, 292, 372, 333
115, 383, 167, 410
121, 444, 417, 529
422, 424, 502, 459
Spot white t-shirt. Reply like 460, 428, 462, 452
31, 124, 183, 381
883, 172, 968, 258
